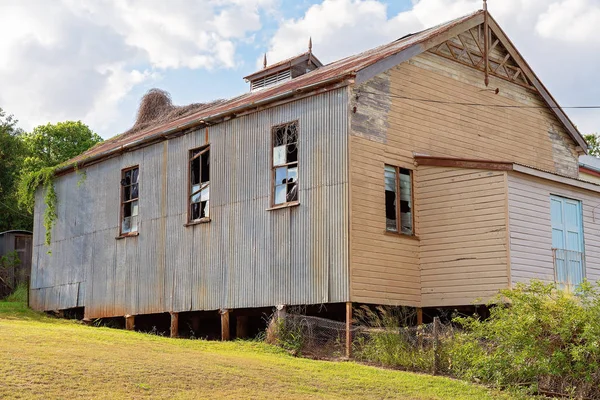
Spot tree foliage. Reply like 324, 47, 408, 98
0, 110, 102, 239
0, 109, 29, 231
21, 121, 102, 173
15, 121, 102, 245
584, 133, 600, 157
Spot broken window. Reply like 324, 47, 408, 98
385, 165, 413, 235
120, 166, 139, 235
272, 121, 298, 205
189, 146, 210, 221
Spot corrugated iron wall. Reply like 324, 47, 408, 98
30, 89, 350, 318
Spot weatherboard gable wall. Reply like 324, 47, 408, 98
348, 23, 581, 306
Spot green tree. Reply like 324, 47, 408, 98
0, 109, 30, 231
21, 121, 103, 173
17, 121, 102, 245
584, 133, 600, 157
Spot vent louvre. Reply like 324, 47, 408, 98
251, 69, 292, 91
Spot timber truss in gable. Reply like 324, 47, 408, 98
428, 24, 535, 90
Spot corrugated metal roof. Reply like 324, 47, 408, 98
66, 10, 483, 168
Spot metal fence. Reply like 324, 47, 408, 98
267, 312, 454, 375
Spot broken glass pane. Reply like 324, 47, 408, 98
123, 186, 131, 201
124, 170, 131, 185
201, 151, 210, 183
287, 182, 298, 202
123, 202, 132, 218
288, 167, 298, 183
274, 126, 286, 146
275, 167, 287, 185
191, 157, 200, 185
275, 184, 286, 205
384, 165, 397, 232
200, 187, 209, 202
122, 217, 131, 234
191, 203, 200, 220
399, 168, 412, 235
130, 216, 138, 232
201, 200, 209, 218
287, 143, 298, 163
131, 200, 139, 217
286, 123, 298, 144
131, 183, 139, 199
191, 190, 201, 203
273, 146, 286, 166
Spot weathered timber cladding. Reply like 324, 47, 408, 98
417, 167, 509, 307
348, 49, 581, 307
30, 89, 349, 318
349, 74, 420, 306
507, 172, 600, 284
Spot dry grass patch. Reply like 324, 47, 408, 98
0, 303, 526, 399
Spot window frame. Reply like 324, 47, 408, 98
550, 194, 586, 288
119, 165, 140, 237
384, 165, 414, 236
270, 120, 300, 208
187, 145, 211, 225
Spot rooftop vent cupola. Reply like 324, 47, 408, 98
244, 38, 323, 92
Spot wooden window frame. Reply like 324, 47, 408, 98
385, 165, 414, 236
270, 120, 300, 209
187, 145, 211, 225
118, 165, 140, 238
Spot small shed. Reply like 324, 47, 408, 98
0, 230, 33, 298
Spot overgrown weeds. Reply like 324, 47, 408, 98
450, 281, 600, 398
5, 283, 27, 303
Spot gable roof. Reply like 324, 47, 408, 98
61, 9, 585, 174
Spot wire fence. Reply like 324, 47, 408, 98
266, 311, 454, 375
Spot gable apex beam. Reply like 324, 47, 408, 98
355, 13, 485, 84
486, 15, 587, 152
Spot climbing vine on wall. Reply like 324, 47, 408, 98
18, 166, 58, 247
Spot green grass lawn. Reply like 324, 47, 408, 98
0, 302, 526, 399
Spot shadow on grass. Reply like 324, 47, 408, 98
0, 301, 58, 323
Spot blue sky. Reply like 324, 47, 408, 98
0, 0, 599, 139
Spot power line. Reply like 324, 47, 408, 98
357, 90, 600, 110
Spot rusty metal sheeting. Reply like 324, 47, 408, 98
30, 89, 349, 318
63, 11, 482, 169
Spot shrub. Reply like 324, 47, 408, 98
450, 280, 600, 398
5, 283, 27, 303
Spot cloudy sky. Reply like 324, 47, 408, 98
0, 0, 599, 139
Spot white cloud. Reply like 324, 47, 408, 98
536, 0, 600, 43
0, 0, 274, 138
265, 0, 600, 134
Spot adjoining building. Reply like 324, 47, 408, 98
30, 9, 597, 340
0, 230, 32, 299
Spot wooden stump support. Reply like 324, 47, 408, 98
346, 302, 352, 359
416, 307, 423, 326
170, 312, 179, 338
125, 314, 135, 331
220, 309, 230, 341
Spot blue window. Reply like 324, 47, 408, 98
550, 195, 585, 288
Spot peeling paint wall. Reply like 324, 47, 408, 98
30, 89, 350, 318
